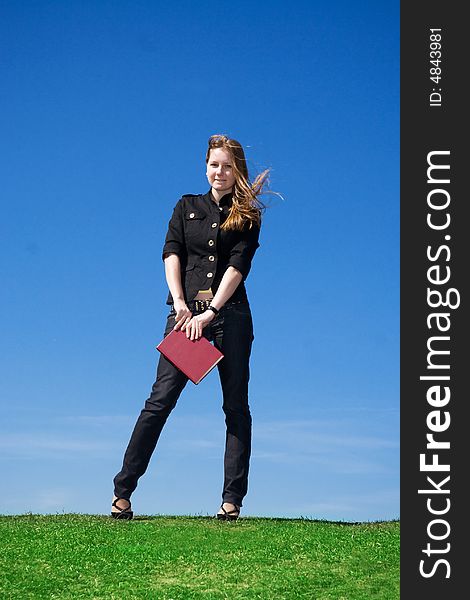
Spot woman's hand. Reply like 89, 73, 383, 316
172, 299, 192, 332
181, 310, 215, 340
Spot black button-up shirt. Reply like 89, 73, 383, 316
162, 190, 261, 305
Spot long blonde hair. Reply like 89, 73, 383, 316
206, 134, 269, 231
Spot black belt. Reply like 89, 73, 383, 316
170, 299, 248, 314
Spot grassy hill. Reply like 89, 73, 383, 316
0, 514, 399, 599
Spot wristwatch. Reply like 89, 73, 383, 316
208, 305, 219, 316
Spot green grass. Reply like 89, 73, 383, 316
0, 514, 399, 599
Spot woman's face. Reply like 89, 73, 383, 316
206, 148, 236, 194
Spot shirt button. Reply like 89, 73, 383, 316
208, 255, 215, 262
211, 222, 218, 228
208, 240, 214, 246
207, 272, 213, 278
189, 213, 195, 219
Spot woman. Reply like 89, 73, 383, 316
111, 134, 269, 521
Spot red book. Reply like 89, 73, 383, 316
156, 329, 224, 385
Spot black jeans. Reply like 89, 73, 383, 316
113, 301, 254, 508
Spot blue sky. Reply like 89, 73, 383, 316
0, 0, 399, 521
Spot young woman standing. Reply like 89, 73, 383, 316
111, 134, 269, 521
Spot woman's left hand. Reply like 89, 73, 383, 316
181, 310, 215, 340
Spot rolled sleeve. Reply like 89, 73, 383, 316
226, 222, 261, 280
162, 199, 185, 260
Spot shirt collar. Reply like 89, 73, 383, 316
219, 191, 233, 207
206, 189, 233, 208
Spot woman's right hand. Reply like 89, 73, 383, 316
172, 299, 192, 331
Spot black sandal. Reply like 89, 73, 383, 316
111, 498, 133, 520
216, 503, 240, 521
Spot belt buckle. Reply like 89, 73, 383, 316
192, 299, 210, 313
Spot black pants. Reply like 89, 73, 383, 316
113, 301, 254, 508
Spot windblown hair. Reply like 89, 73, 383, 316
206, 134, 269, 231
